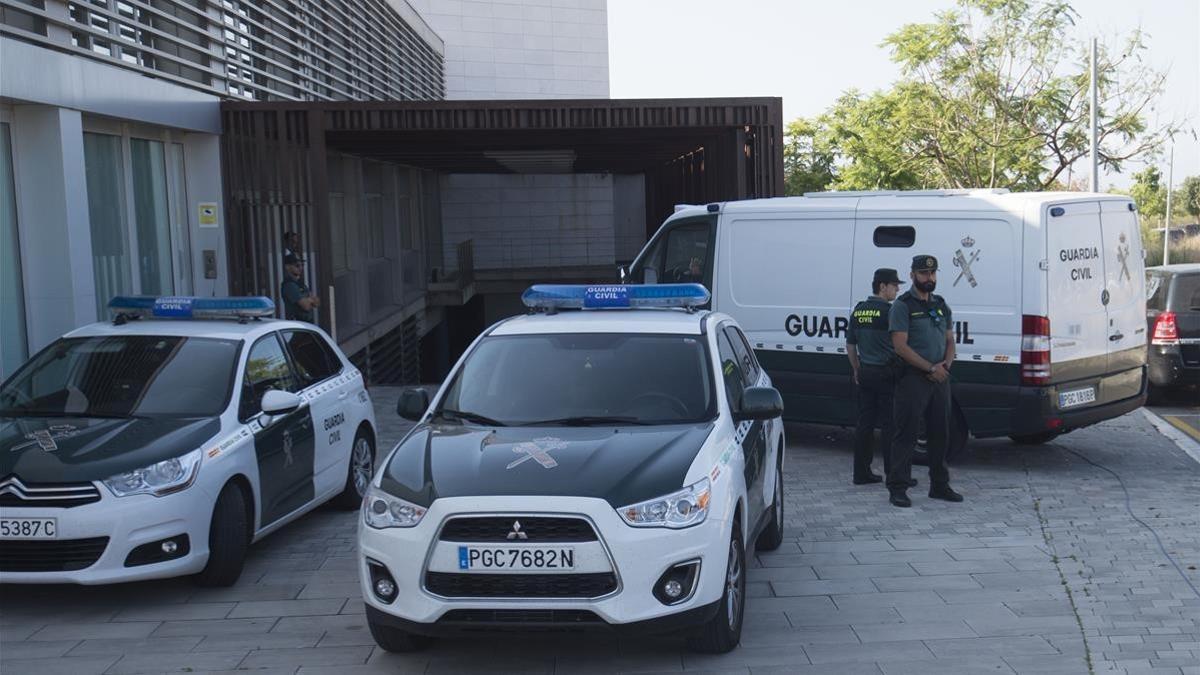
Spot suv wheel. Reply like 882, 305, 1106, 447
686, 523, 745, 654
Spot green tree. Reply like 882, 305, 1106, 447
1129, 166, 1166, 224
1180, 175, 1200, 220
784, 0, 1180, 192
783, 118, 836, 195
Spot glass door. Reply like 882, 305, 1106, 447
1, 121, 28, 378
83, 132, 132, 318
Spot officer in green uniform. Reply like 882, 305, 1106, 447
846, 268, 906, 486
887, 255, 963, 507
281, 253, 320, 323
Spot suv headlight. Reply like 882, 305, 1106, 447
103, 448, 202, 498
618, 478, 711, 529
363, 485, 427, 529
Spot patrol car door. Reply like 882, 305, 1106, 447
239, 333, 316, 528
281, 329, 347, 498
717, 329, 767, 526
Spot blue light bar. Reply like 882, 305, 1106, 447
521, 284, 711, 310
108, 296, 275, 319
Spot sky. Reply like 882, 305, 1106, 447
607, 0, 1200, 190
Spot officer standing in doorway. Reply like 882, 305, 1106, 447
887, 255, 963, 508
846, 268, 907, 486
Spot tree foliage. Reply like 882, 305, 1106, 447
783, 0, 1180, 193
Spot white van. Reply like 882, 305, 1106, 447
625, 189, 1148, 457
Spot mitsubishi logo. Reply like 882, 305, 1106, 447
505, 437, 569, 470
506, 520, 528, 540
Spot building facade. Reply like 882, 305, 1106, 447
0, 0, 446, 377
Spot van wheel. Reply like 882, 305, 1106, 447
331, 429, 374, 510
1009, 431, 1059, 445
755, 456, 785, 552
194, 483, 250, 587
368, 613, 434, 652
686, 524, 745, 654
913, 405, 968, 465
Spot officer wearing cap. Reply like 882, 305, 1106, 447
846, 268, 905, 486
281, 253, 320, 323
887, 255, 963, 507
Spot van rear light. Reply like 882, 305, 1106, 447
1020, 315, 1051, 386
1151, 312, 1179, 345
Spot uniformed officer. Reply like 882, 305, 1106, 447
887, 255, 963, 507
846, 268, 905, 485
281, 253, 320, 322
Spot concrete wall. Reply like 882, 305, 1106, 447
409, 0, 609, 99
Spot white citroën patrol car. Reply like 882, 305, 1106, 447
0, 296, 377, 586
360, 284, 786, 654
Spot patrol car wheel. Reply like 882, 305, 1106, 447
194, 482, 250, 587
367, 615, 434, 652
755, 455, 785, 552
686, 523, 745, 654
332, 429, 375, 510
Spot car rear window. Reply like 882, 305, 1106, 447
1170, 274, 1200, 311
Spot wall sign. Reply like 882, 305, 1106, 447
198, 202, 219, 228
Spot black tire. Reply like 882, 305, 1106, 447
913, 404, 968, 466
755, 453, 784, 552
332, 428, 375, 510
1146, 384, 1170, 406
686, 523, 745, 654
368, 613, 435, 652
1009, 431, 1059, 445
194, 482, 250, 587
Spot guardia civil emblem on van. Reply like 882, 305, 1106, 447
1116, 232, 1131, 282
953, 237, 981, 288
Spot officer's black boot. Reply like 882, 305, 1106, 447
928, 485, 963, 502
889, 490, 911, 508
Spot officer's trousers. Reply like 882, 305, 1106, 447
853, 365, 895, 480
888, 370, 951, 492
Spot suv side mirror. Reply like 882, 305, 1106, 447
733, 386, 784, 422
261, 389, 302, 415
397, 388, 430, 421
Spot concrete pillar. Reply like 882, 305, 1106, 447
12, 105, 96, 351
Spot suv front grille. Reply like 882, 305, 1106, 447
439, 609, 605, 625
439, 516, 597, 543
425, 572, 617, 598
0, 537, 109, 572
0, 475, 101, 508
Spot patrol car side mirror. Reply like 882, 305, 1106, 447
643, 267, 658, 285
397, 388, 429, 421
617, 265, 628, 283
734, 386, 784, 422
261, 390, 302, 416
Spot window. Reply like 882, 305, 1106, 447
1, 122, 28, 378
873, 226, 916, 248
282, 330, 341, 386
724, 326, 760, 384
716, 332, 746, 409
130, 138, 173, 295
635, 219, 714, 288
0, 336, 239, 418
1170, 274, 1200, 312
239, 333, 298, 420
1146, 273, 1167, 310
84, 132, 132, 317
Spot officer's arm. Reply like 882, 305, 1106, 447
846, 344, 860, 383
943, 329, 956, 369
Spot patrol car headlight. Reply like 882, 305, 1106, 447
363, 485, 426, 529
103, 448, 203, 498
618, 478, 711, 529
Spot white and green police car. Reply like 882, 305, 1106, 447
359, 284, 786, 654
0, 296, 376, 586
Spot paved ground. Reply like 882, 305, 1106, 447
2, 388, 1199, 675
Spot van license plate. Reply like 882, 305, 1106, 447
0, 518, 57, 540
1058, 387, 1096, 409
457, 546, 575, 571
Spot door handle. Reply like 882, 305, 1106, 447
1109, 333, 1124, 342
337, 391, 349, 400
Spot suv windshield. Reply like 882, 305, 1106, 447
0, 336, 240, 418
438, 333, 715, 426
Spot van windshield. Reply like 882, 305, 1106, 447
437, 333, 715, 426
0, 336, 240, 419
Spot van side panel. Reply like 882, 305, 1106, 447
718, 214, 858, 425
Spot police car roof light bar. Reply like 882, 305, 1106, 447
108, 296, 276, 322
521, 284, 711, 312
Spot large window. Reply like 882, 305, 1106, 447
84, 132, 132, 317
0, 121, 27, 378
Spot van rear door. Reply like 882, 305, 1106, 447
1099, 200, 1147, 373
1045, 201, 1109, 379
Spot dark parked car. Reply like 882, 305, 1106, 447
1146, 264, 1200, 403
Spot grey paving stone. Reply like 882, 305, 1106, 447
0, 639, 80, 659
878, 659, 1016, 674
911, 560, 1018, 575
299, 665, 428, 675
971, 571, 1064, 590
771, 579, 879, 597
751, 665, 883, 675
746, 566, 818, 582
922, 636, 1059, 657
803, 640, 934, 664
851, 549, 956, 564
240, 645, 373, 669
65, 636, 202, 656
228, 598, 347, 619
150, 617, 279, 637
681, 644, 813, 669
105, 650, 250, 674
949, 547, 1051, 561
757, 553, 860, 567
1001, 653, 1092, 673
965, 615, 1083, 637
112, 603, 236, 622
193, 631, 323, 652
0, 655, 120, 675
799, 541, 895, 554
813, 564, 918, 580
873, 574, 984, 592
298, 581, 365, 600
785, 607, 905, 628
896, 603, 1020, 622
27, 622, 160, 641
831, 591, 947, 609
185, 584, 305, 603
746, 594, 839, 614
850, 619, 976, 642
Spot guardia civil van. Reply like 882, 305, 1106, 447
625, 190, 1148, 457
0, 296, 377, 585
360, 284, 785, 654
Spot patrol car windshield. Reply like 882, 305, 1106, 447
0, 336, 240, 419
438, 333, 716, 426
